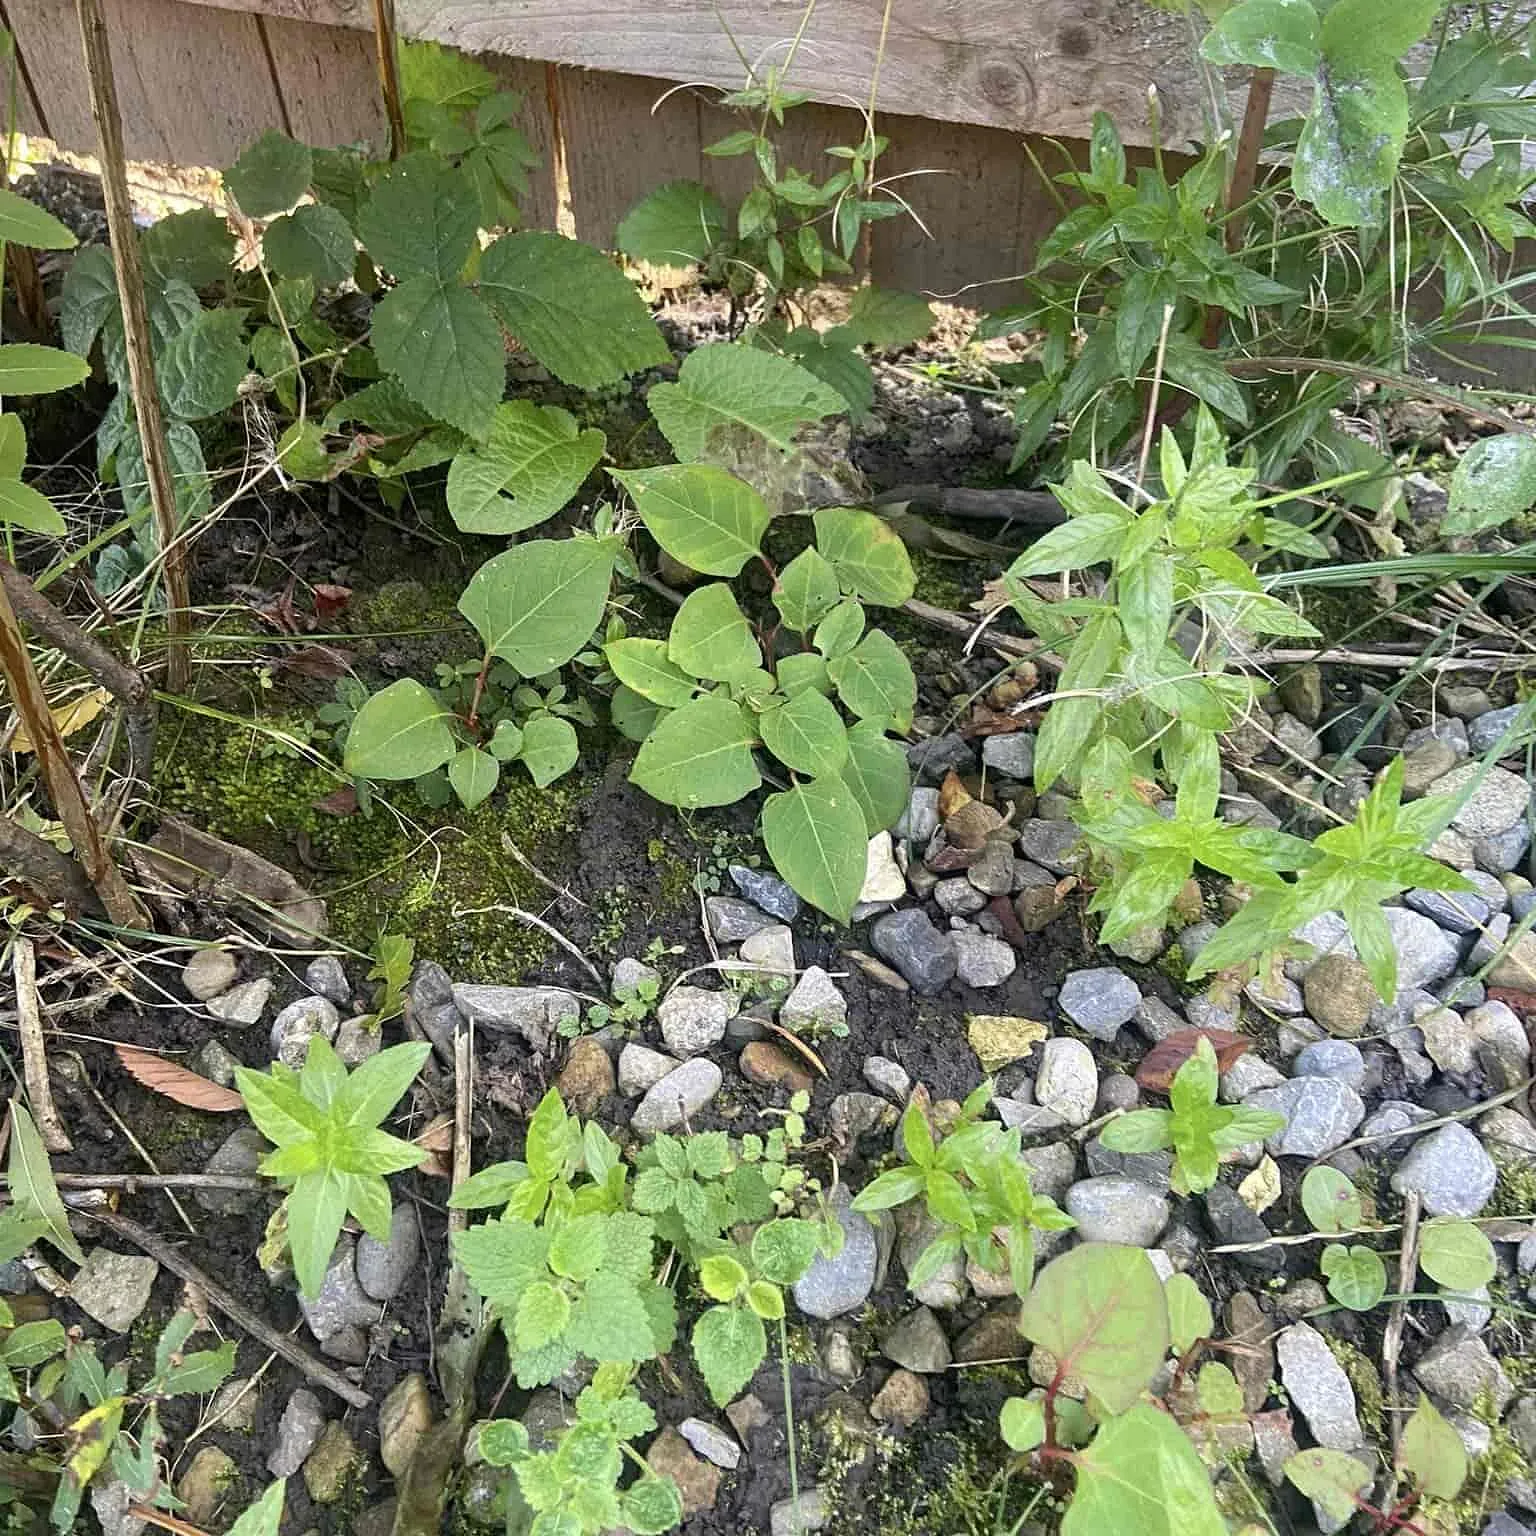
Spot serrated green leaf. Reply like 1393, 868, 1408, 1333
827, 628, 915, 731
616, 180, 726, 266
813, 507, 915, 606
516, 1281, 572, 1352
446, 401, 605, 534
839, 719, 909, 834
1019, 1245, 1168, 1415
761, 778, 867, 922
667, 583, 760, 680
774, 546, 840, 632
630, 694, 760, 809
616, 462, 771, 577
0, 187, 75, 250
1444, 434, 1536, 535
692, 1303, 766, 1407
606, 638, 699, 707
751, 1218, 821, 1285
0, 344, 89, 396
263, 203, 355, 287
519, 715, 579, 787
225, 131, 312, 216
480, 232, 668, 388
1418, 1217, 1496, 1291
143, 207, 236, 287
6, 1102, 83, 1264
448, 746, 499, 809
1400, 1392, 1467, 1501
1065, 1401, 1226, 1536
565, 1270, 658, 1362
460, 538, 616, 676
159, 308, 249, 420
370, 275, 504, 439
760, 689, 848, 779
0, 478, 64, 536
356, 153, 478, 282
841, 287, 933, 348
623, 1477, 685, 1536
648, 343, 843, 461
1200, 0, 1321, 74
343, 678, 456, 779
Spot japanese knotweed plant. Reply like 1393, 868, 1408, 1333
1004, 408, 1471, 999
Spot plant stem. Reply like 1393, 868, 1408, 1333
370, 0, 406, 159
74, 0, 193, 694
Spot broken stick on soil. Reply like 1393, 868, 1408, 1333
13, 937, 72, 1154
85, 1207, 372, 1410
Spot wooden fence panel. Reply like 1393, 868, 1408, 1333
9, 0, 284, 164
260, 15, 383, 147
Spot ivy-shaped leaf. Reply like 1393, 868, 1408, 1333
225, 131, 313, 217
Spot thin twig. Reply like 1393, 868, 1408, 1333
1382, 1192, 1420, 1469
83, 1207, 372, 1409
13, 938, 70, 1153
51, 1172, 266, 1191
1137, 305, 1177, 489
451, 903, 601, 983
450, 1022, 473, 1238
499, 832, 588, 908
75, 0, 193, 691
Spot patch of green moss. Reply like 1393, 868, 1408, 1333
1448, 1417, 1529, 1530
1324, 1337, 1384, 1439
1487, 1152, 1536, 1220
156, 707, 576, 976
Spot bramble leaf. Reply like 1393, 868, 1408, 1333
446, 402, 605, 535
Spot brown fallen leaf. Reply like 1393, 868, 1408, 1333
414, 1113, 455, 1155
937, 769, 973, 820
1135, 1028, 1252, 1094
279, 644, 352, 680
312, 785, 359, 817
114, 1044, 243, 1112
312, 583, 352, 623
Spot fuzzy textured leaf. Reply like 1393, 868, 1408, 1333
370, 276, 504, 439
357, 153, 478, 282
225, 131, 312, 216
1444, 434, 1536, 535
446, 402, 605, 535
692, 1304, 766, 1407
263, 204, 355, 288
617, 181, 727, 265
480, 232, 669, 389
159, 308, 250, 420
649, 344, 843, 461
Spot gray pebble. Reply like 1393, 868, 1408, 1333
953, 931, 1017, 988
631, 1059, 723, 1137
356, 1204, 420, 1301
863, 1055, 911, 1101
183, 947, 238, 1001
705, 896, 775, 943
729, 865, 801, 923
871, 909, 958, 994
1390, 1123, 1497, 1217
267, 1389, 325, 1477
304, 955, 352, 1006
207, 978, 273, 1026
658, 986, 734, 1056
794, 1189, 878, 1319
617, 1043, 677, 1096
1292, 1039, 1366, 1089
1065, 1176, 1169, 1246
269, 995, 341, 1069
1058, 967, 1140, 1042
1244, 1077, 1364, 1158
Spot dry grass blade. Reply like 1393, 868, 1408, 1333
113, 1044, 243, 1112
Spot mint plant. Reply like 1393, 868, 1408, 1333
1098, 1037, 1284, 1195
477, 1366, 684, 1536
234, 1036, 430, 1298
852, 1085, 1074, 1293
692, 1217, 826, 1406
630, 1129, 778, 1259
